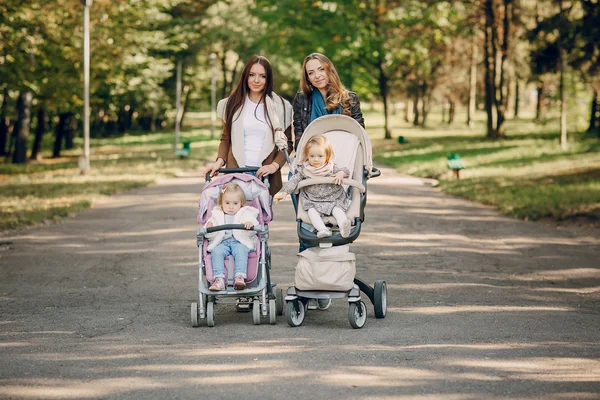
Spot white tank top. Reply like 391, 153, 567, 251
243, 96, 268, 167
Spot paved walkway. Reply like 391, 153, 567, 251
1, 167, 599, 399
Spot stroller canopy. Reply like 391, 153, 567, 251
295, 115, 373, 175
197, 173, 272, 225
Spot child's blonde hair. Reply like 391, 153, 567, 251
217, 183, 246, 206
303, 135, 334, 163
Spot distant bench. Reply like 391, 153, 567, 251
176, 141, 191, 158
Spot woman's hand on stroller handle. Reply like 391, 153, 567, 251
204, 158, 225, 180
256, 162, 278, 177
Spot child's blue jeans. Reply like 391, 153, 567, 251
211, 238, 251, 279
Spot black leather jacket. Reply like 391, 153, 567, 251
292, 91, 365, 149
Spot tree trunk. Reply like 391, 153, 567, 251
53, 112, 68, 158
12, 91, 32, 164
558, 0, 567, 149
559, 48, 567, 149
413, 93, 420, 126
483, 0, 497, 138
467, 37, 477, 128
64, 113, 75, 150
536, 80, 546, 121
441, 99, 447, 123
421, 85, 431, 127
588, 88, 599, 134
0, 87, 8, 156
514, 79, 520, 118
179, 85, 192, 129
495, 0, 512, 139
30, 106, 46, 160
377, 61, 391, 139
220, 54, 228, 100
404, 97, 412, 123
448, 100, 456, 125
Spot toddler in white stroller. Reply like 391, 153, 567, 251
277, 114, 387, 329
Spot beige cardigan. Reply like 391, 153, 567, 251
216, 94, 293, 195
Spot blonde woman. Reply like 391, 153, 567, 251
292, 53, 365, 149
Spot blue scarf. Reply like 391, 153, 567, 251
310, 90, 341, 122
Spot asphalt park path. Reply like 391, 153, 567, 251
1, 166, 599, 400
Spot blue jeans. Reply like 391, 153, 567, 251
211, 238, 251, 279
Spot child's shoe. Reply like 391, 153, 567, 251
340, 219, 351, 238
233, 275, 246, 290
209, 277, 225, 291
317, 229, 332, 238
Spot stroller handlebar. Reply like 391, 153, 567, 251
197, 224, 267, 237
205, 167, 261, 182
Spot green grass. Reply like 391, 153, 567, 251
1, 122, 219, 230
369, 107, 600, 224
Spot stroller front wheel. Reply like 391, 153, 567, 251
286, 300, 305, 327
190, 302, 199, 327
269, 299, 277, 325
252, 299, 261, 325
206, 301, 215, 327
348, 300, 367, 329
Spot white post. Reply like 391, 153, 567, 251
210, 53, 217, 139
82, 0, 91, 174
174, 59, 182, 151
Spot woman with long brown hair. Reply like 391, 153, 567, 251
292, 53, 364, 149
204, 55, 293, 195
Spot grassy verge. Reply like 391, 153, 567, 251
368, 108, 600, 224
0, 120, 219, 231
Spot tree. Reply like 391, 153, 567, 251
482, 0, 517, 139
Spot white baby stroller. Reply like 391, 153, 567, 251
191, 169, 282, 327
281, 114, 387, 329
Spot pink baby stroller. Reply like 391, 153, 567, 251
191, 170, 283, 327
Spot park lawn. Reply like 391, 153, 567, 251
0, 123, 219, 230
368, 109, 600, 224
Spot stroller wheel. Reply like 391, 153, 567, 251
252, 299, 261, 325
348, 300, 367, 329
374, 280, 387, 319
286, 300, 305, 327
275, 288, 284, 316
206, 301, 215, 327
269, 299, 277, 325
190, 302, 199, 327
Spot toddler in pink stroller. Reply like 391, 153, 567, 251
191, 170, 282, 327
